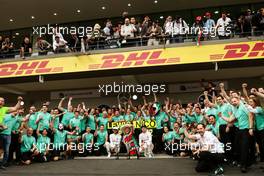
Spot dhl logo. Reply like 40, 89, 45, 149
0, 60, 63, 77
88, 50, 180, 69
210, 42, 264, 60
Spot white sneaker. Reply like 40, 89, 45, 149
107, 153, 111, 158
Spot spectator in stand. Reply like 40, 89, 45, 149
130, 17, 140, 37
204, 12, 216, 40
35, 37, 51, 56
216, 12, 232, 39
90, 23, 102, 49
164, 16, 174, 44
121, 18, 137, 39
243, 9, 253, 36
1, 37, 14, 58
141, 16, 151, 37
20, 36, 32, 59
80, 36, 89, 53
53, 36, 69, 53
103, 20, 113, 40
121, 18, 137, 47
192, 16, 204, 44
146, 20, 162, 46
68, 34, 79, 52
172, 16, 189, 43
252, 8, 264, 36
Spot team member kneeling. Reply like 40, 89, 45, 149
105, 127, 121, 159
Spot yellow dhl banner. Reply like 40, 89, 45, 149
0, 41, 263, 78
108, 120, 157, 129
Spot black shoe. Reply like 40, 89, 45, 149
212, 166, 224, 175
240, 167, 247, 173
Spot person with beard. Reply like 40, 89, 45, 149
218, 97, 254, 173
122, 124, 140, 160
34, 128, 51, 162
51, 123, 76, 161
184, 124, 225, 175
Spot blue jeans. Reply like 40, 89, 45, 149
0, 134, 11, 165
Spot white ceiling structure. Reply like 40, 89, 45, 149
0, 0, 263, 31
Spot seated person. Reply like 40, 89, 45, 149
105, 127, 121, 159
20, 128, 37, 165
34, 128, 51, 162
51, 123, 75, 161
139, 125, 154, 158
121, 124, 140, 159
81, 127, 94, 156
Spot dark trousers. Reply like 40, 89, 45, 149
153, 129, 163, 153
8, 133, 21, 162
219, 125, 232, 160
195, 151, 225, 172
236, 129, 256, 167
256, 130, 264, 161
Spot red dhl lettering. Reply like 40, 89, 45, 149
98, 50, 179, 69
223, 42, 264, 59
0, 60, 63, 77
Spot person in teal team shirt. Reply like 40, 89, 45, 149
25, 106, 38, 139
8, 108, 25, 163
124, 108, 135, 122
206, 115, 220, 137
52, 123, 76, 161
58, 97, 74, 130
162, 126, 174, 155
51, 108, 61, 130
68, 111, 82, 142
97, 111, 109, 131
35, 128, 51, 162
218, 97, 254, 173
20, 128, 37, 165
87, 109, 96, 133
0, 112, 18, 167
36, 105, 52, 132
247, 98, 264, 162
82, 127, 94, 156
111, 110, 124, 122
94, 124, 108, 156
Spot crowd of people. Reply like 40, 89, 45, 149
0, 82, 264, 175
0, 8, 263, 59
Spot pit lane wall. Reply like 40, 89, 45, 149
0, 40, 263, 79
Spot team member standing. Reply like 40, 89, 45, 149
218, 97, 254, 173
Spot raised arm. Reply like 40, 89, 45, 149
7, 96, 23, 113
68, 97, 73, 110
58, 97, 65, 111
242, 83, 250, 103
